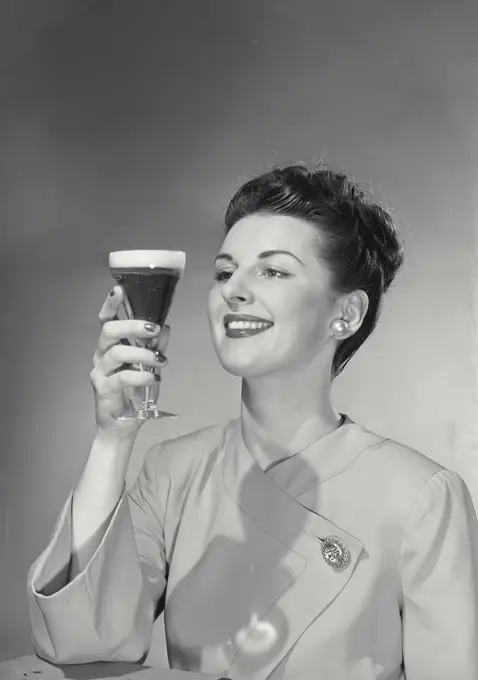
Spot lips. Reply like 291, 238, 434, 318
223, 314, 274, 338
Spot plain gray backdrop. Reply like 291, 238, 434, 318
1, 0, 477, 663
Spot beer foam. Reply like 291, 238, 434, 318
109, 250, 186, 271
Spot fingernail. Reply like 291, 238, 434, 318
155, 350, 167, 362
154, 373, 162, 382
109, 289, 116, 297
144, 323, 159, 333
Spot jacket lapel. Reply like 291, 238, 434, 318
222, 420, 369, 679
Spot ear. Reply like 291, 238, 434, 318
342, 290, 369, 335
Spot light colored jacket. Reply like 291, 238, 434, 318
27, 417, 478, 679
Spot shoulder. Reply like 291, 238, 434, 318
352, 420, 444, 489
143, 417, 237, 479
343, 420, 477, 541
350, 420, 476, 519
158, 418, 236, 455
399, 467, 478, 577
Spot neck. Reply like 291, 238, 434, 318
240, 361, 341, 467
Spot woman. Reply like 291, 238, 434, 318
28, 165, 478, 679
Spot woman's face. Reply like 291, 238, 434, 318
208, 213, 340, 379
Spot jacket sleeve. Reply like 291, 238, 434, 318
400, 468, 478, 680
27, 443, 169, 664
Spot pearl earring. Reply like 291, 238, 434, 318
331, 319, 349, 338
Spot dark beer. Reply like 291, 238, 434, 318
109, 250, 186, 327
111, 267, 181, 327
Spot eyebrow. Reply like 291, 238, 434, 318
214, 249, 305, 266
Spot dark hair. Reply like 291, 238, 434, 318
224, 164, 404, 378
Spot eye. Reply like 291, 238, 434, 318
213, 265, 291, 282
260, 266, 290, 280
213, 269, 234, 282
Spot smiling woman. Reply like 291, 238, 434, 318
27, 164, 478, 680
217, 165, 403, 378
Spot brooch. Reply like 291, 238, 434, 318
318, 535, 351, 571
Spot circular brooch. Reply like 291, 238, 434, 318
319, 535, 351, 571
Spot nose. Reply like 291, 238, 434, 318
221, 270, 254, 305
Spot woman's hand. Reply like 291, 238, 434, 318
90, 286, 170, 440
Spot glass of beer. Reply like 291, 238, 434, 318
109, 249, 186, 420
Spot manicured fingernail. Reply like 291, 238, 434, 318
155, 350, 167, 362
144, 323, 158, 333
109, 289, 116, 297
154, 373, 162, 381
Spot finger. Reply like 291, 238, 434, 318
98, 345, 167, 377
157, 325, 171, 355
143, 324, 170, 357
131, 357, 168, 372
98, 286, 123, 324
98, 320, 161, 356
105, 369, 160, 392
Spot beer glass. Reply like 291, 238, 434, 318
109, 249, 186, 420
